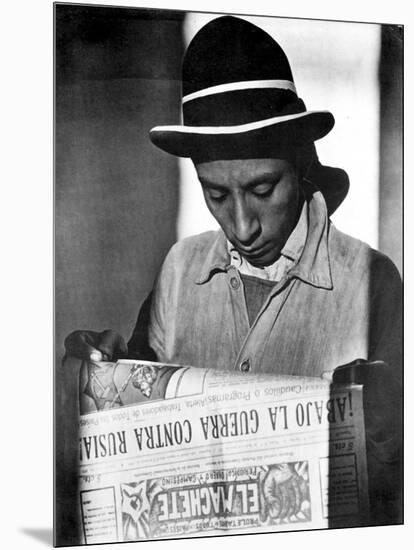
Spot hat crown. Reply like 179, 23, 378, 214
149, 16, 335, 165
181, 16, 303, 128
183, 16, 294, 97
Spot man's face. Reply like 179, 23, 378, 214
195, 158, 301, 267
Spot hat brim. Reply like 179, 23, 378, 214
150, 110, 334, 160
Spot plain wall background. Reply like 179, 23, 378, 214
55, 5, 184, 359
55, 5, 184, 543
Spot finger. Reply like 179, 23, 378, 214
64, 330, 103, 361
284, 484, 295, 519
287, 479, 300, 518
269, 496, 281, 519
286, 477, 299, 517
297, 475, 305, 512
97, 330, 128, 360
333, 359, 399, 419
299, 475, 310, 502
90, 350, 105, 362
321, 371, 333, 382
277, 483, 289, 519
332, 358, 369, 384
263, 473, 275, 500
258, 471, 268, 522
335, 360, 401, 440
333, 359, 391, 392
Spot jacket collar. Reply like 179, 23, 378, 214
195, 182, 333, 290
195, 230, 230, 284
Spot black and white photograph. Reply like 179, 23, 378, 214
53, 1, 404, 546
3, 1, 408, 548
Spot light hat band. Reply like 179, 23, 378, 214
150, 17, 335, 161
150, 111, 330, 136
182, 79, 297, 104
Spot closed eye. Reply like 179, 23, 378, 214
251, 182, 276, 197
204, 187, 228, 202
210, 191, 227, 200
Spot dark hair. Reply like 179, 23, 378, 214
294, 143, 318, 181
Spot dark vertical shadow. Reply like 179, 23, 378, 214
326, 24, 404, 531
368, 24, 403, 526
54, 4, 185, 546
378, 25, 403, 275
326, 380, 367, 530
367, 255, 403, 526
327, 360, 403, 530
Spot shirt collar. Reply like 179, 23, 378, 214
194, 230, 230, 284
195, 182, 333, 290
282, 199, 308, 261
226, 200, 307, 281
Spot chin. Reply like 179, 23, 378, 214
246, 251, 281, 268
248, 259, 273, 268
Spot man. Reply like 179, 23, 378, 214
64, 16, 402, 523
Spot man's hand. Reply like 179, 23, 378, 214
332, 358, 401, 444
64, 329, 128, 362
331, 359, 402, 524
261, 464, 309, 520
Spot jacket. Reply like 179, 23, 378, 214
140, 187, 401, 379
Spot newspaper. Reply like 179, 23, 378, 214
77, 360, 369, 544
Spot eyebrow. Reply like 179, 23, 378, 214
199, 172, 280, 191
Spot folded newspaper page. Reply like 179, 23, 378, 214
77, 360, 369, 544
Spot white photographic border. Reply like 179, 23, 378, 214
1, 1, 410, 549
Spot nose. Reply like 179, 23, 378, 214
232, 197, 260, 246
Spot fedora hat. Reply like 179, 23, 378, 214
150, 15, 349, 214
150, 16, 335, 161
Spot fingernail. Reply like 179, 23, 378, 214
90, 351, 103, 362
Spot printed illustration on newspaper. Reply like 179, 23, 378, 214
77, 360, 369, 544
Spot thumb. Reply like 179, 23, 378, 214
96, 330, 128, 360
64, 330, 105, 361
